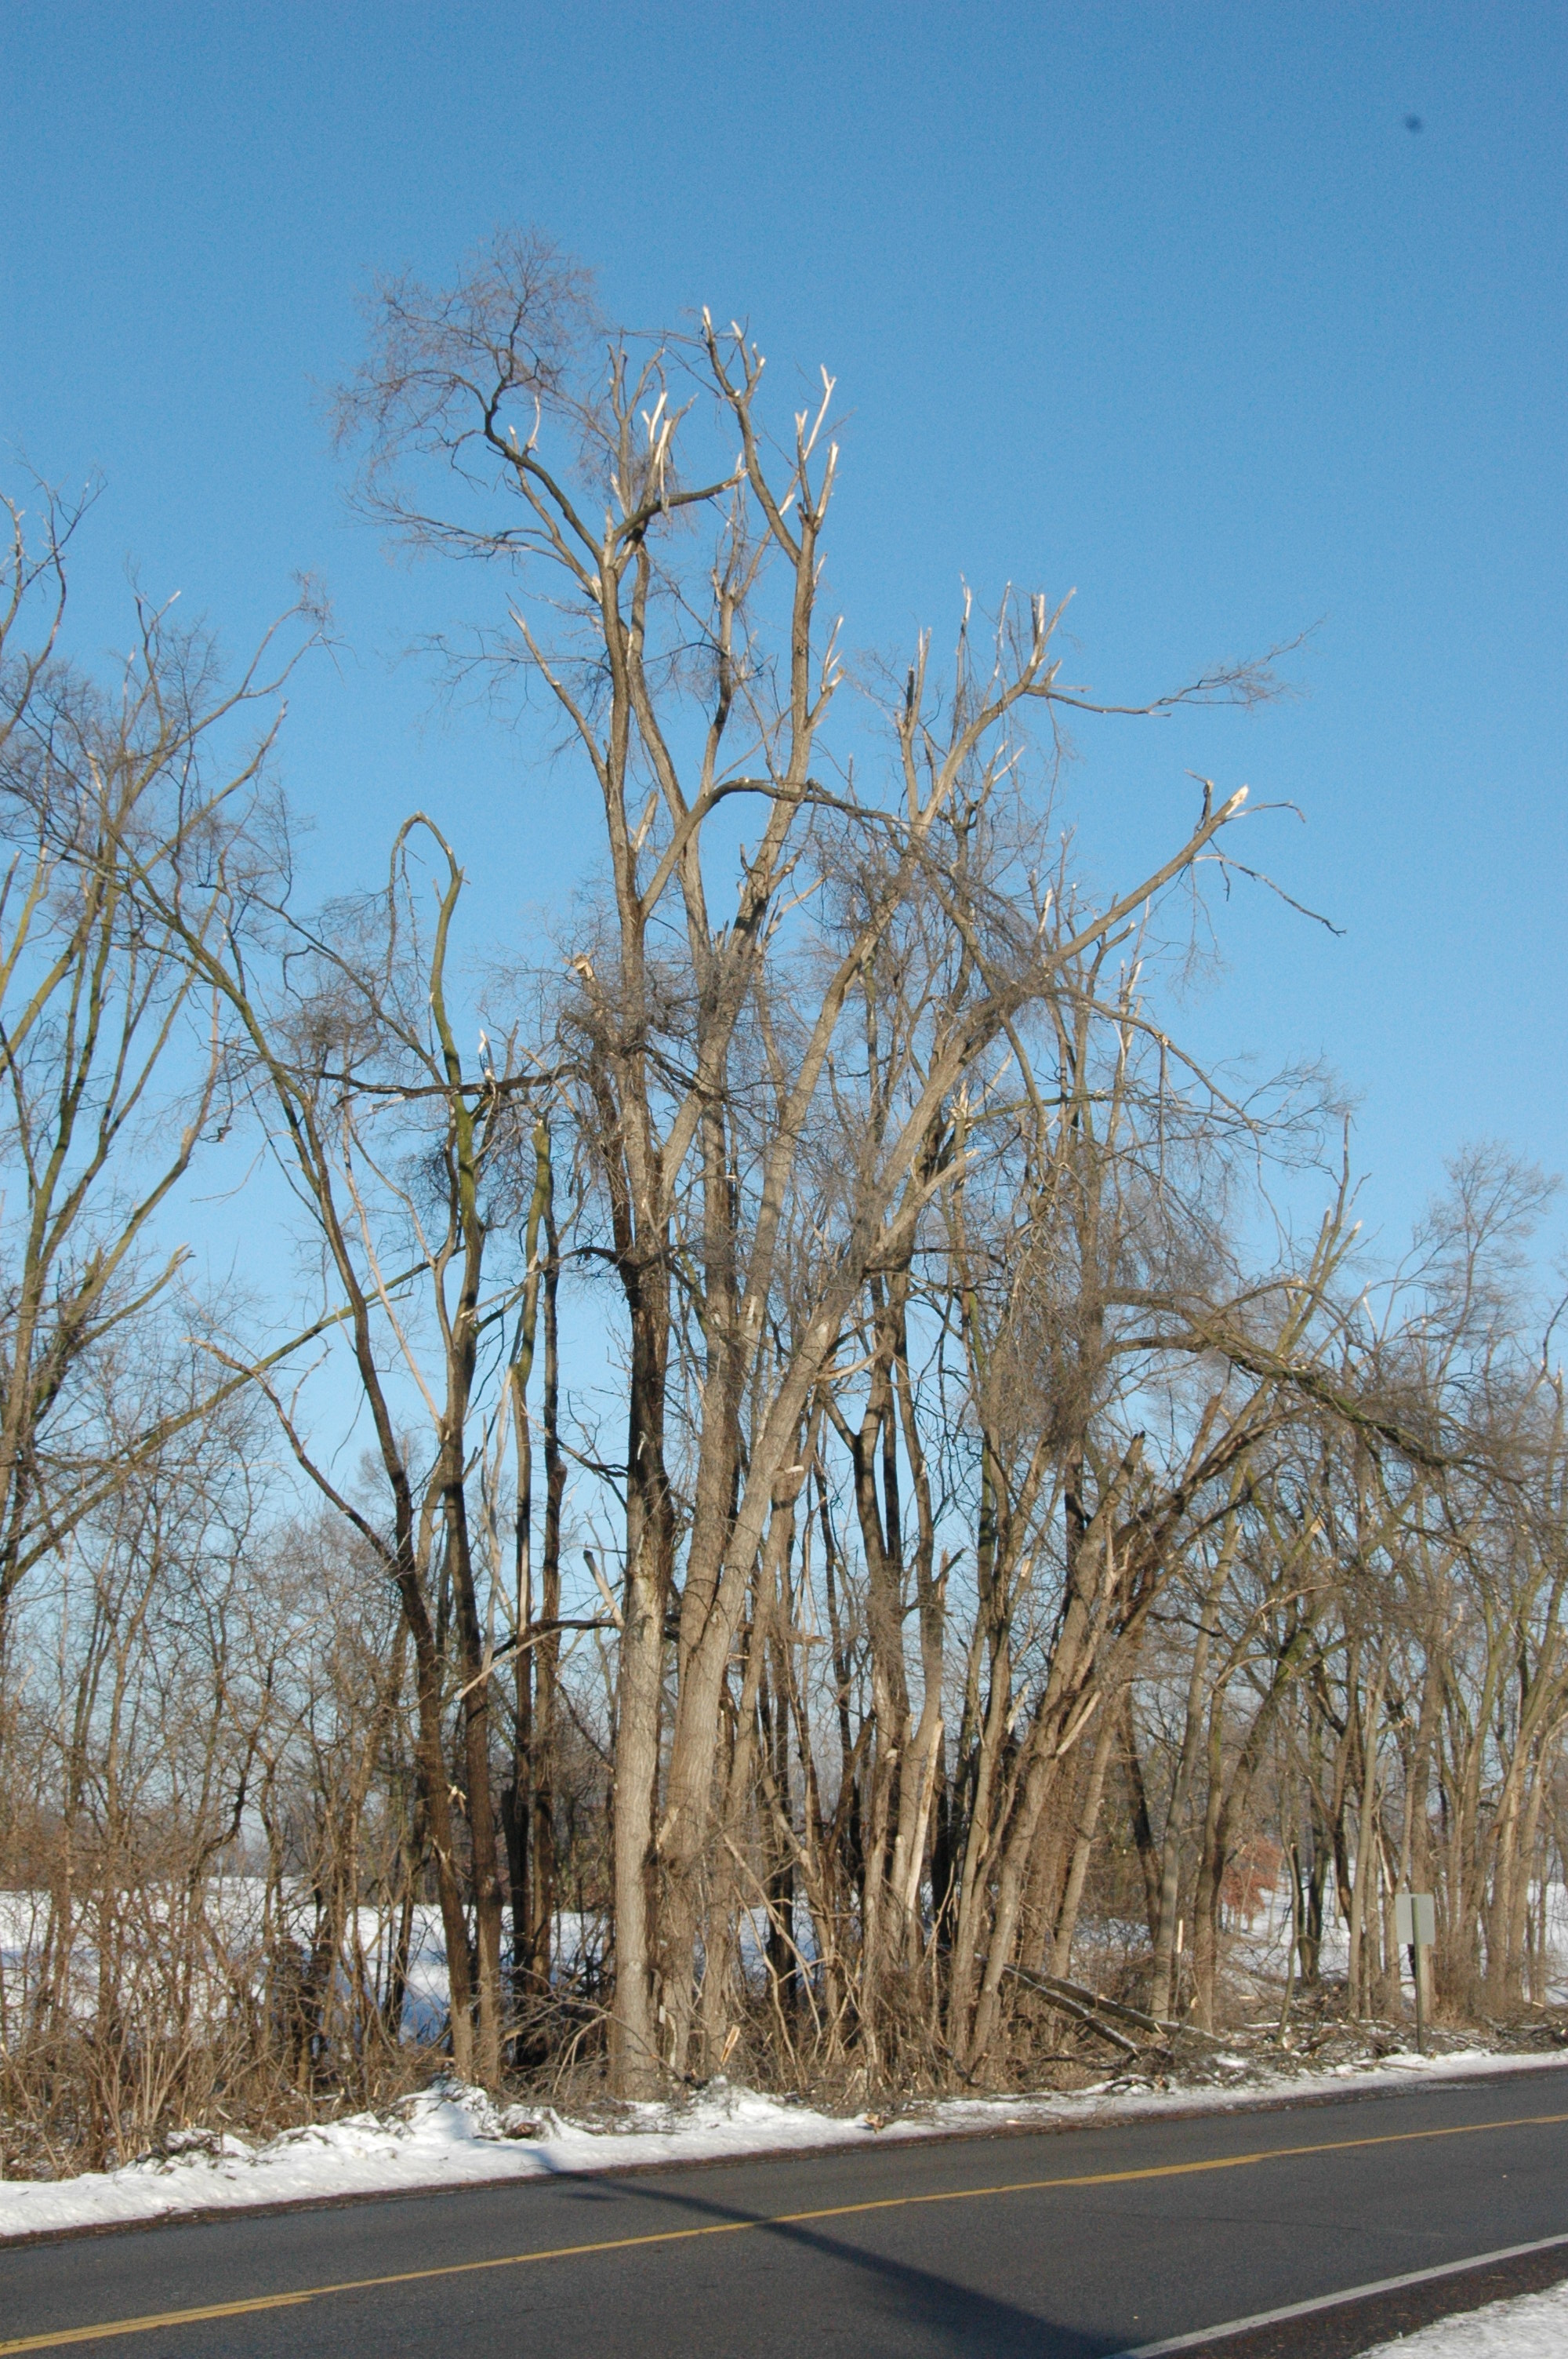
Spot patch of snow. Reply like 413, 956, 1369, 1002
3, 2046, 1566, 2245
1359, 2277, 1568, 2356
0, 1886, 807, 2045
1203, 1877, 1568, 2008
0, 2079, 891, 2240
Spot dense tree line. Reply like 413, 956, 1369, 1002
2, 239, 1563, 2167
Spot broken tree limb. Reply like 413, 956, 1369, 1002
1007, 1965, 1228, 2049
1004, 1965, 1141, 2056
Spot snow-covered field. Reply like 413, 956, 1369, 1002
0, 1882, 515, 2044
0, 1885, 793, 2042
3, 2045, 1566, 2243
9, 1872, 1566, 2052
1083, 1874, 1568, 2009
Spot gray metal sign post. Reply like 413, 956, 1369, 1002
1396, 1891, 1436, 2053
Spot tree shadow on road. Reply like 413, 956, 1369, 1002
538, 2162, 1127, 2357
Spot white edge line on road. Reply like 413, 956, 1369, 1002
1106, 2227, 1568, 2356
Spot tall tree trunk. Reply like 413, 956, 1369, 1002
608, 1274, 675, 2096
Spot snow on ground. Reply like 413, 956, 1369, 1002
9, 1873, 1568, 2245
0, 1887, 792, 2043
4, 2045, 1566, 2244
0, 1884, 499, 2045
1200, 1876, 1568, 2007
1359, 2277, 1568, 2357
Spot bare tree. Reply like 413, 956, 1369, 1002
332, 233, 1304, 2091
0, 481, 318, 1670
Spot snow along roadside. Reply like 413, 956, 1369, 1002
1358, 2276, 1568, 2357
2, 2046, 1565, 2245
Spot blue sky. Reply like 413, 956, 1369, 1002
4, 0, 1565, 1273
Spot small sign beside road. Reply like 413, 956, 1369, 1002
1395, 1891, 1436, 2052
1395, 1891, 1436, 1947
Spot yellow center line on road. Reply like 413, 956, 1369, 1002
5, 2106, 1566, 2354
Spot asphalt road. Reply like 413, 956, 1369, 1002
4, 2069, 1568, 2358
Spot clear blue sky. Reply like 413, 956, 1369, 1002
5, 1, 1565, 1269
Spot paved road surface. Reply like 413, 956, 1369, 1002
4, 2068, 1568, 2357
